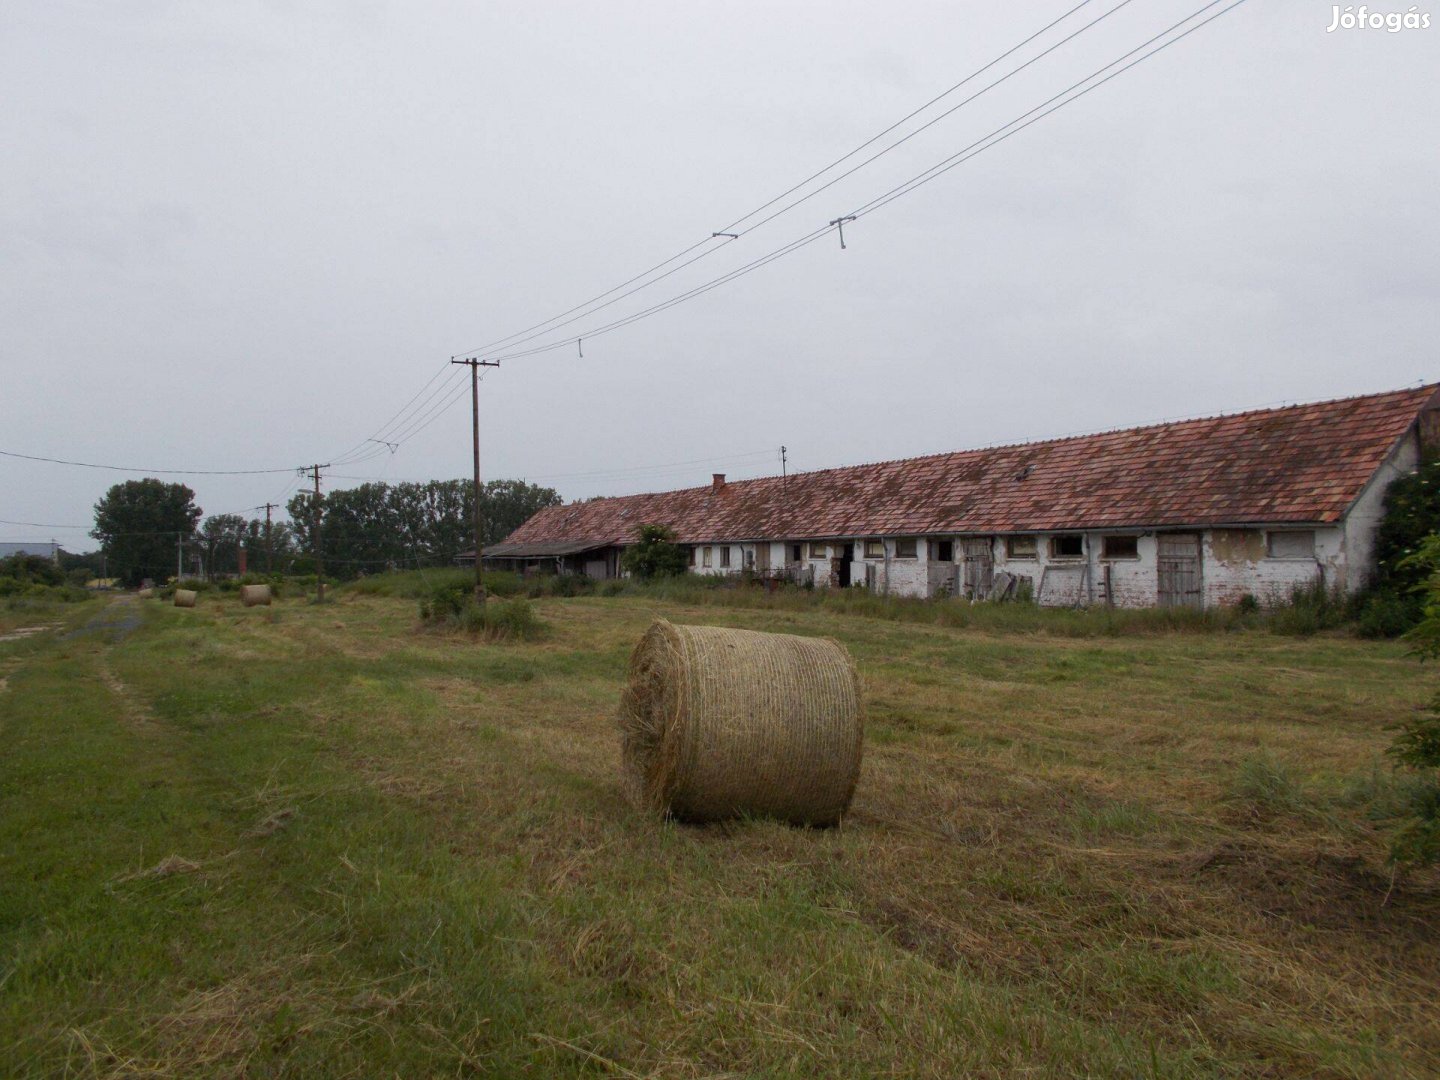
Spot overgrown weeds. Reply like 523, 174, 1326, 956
342, 568, 1392, 638
416, 582, 546, 641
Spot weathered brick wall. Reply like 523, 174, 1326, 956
1201, 529, 1339, 606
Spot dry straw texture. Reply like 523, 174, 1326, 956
240, 584, 273, 607
618, 619, 863, 825
173, 590, 197, 609
137, 588, 154, 599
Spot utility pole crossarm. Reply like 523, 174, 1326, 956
450, 357, 501, 603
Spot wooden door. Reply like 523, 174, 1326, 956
1157, 533, 1202, 608
754, 543, 770, 571
961, 538, 994, 599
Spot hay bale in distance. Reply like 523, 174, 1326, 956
240, 584, 273, 607
137, 587, 154, 599
618, 619, 863, 825
173, 589, 198, 608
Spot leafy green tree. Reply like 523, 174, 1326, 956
58, 549, 106, 579
198, 514, 248, 579
287, 479, 561, 578
240, 517, 295, 573
91, 479, 202, 586
1365, 459, 1440, 629
621, 524, 688, 579
0, 554, 65, 588
1388, 534, 1440, 865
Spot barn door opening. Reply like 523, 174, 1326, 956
754, 543, 770, 572
1157, 533, 1202, 608
962, 538, 994, 599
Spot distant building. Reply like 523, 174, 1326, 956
485, 384, 1440, 609
0, 540, 61, 564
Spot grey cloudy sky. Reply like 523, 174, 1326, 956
3, 0, 1437, 549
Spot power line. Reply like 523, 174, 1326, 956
0, 517, 89, 530
0, 448, 301, 475
472, 0, 1248, 366
323, 447, 781, 484
849, 0, 1245, 221
452, 0, 1105, 361
328, 360, 455, 465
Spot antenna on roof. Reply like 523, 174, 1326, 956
781, 445, 788, 490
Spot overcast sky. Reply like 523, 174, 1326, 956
3, 0, 1437, 550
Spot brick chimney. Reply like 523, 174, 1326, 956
712, 473, 726, 493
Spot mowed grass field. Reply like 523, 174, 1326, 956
2, 586, 1439, 1078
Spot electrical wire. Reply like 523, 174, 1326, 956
471, 0, 1248, 365
849, 0, 1243, 221
460, 0, 1147, 364
452, 0, 1104, 360
0, 449, 300, 475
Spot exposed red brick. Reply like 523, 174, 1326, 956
504, 385, 1439, 546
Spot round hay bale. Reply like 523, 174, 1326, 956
173, 589, 198, 608
240, 584, 273, 607
618, 619, 863, 826
137, 587, 154, 599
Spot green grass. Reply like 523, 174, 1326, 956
1, 590, 1438, 1077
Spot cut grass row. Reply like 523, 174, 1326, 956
1, 590, 1437, 1076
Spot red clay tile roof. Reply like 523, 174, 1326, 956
503, 385, 1440, 546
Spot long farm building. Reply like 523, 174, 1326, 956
481, 384, 1440, 608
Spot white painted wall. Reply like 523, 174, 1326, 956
1343, 427, 1418, 594
672, 426, 1420, 607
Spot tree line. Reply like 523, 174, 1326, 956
90, 477, 560, 586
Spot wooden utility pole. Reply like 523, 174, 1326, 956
306, 465, 329, 603
262, 503, 278, 574
177, 531, 183, 581
450, 357, 500, 603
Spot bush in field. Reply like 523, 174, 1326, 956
418, 582, 469, 622
418, 583, 546, 641
1266, 580, 1355, 637
621, 525, 687, 579
457, 598, 546, 641
0, 554, 66, 589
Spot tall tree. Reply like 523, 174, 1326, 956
198, 514, 248, 579
240, 517, 295, 573
91, 479, 202, 586
286, 478, 561, 578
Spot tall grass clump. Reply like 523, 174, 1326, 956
1227, 754, 1331, 823
1263, 580, 1354, 636
417, 581, 546, 641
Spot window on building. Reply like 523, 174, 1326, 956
1101, 535, 1139, 560
1007, 536, 1037, 559
744, 548, 754, 568
864, 539, 883, 559
702, 546, 712, 568
1267, 530, 1316, 559
933, 540, 954, 562
790, 543, 803, 563
1050, 534, 1084, 559
894, 538, 918, 559
809, 542, 828, 560
719, 546, 731, 568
